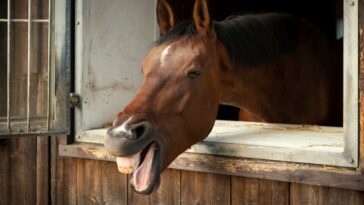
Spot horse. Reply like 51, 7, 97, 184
104, 0, 342, 194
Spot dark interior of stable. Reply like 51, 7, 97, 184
167, 0, 343, 121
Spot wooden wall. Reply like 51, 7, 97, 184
1, 137, 363, 205
51, 138, 364, 205
0, 137, 50, 205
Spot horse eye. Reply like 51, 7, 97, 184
186, 69, 202, 79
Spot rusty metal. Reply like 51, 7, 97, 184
70, 93, 80, 107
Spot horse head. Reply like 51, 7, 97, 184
105, 0, 223, 194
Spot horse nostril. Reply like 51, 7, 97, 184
133, 126, 145, 139
131, 122, 150, 139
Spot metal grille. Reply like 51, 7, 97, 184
0, 0, 69, 136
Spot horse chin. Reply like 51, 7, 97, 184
116, 142, 161, 195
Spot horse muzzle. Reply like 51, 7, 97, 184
105, 119, 153, 156
104, 118, 163, 194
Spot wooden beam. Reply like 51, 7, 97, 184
59, 143, 364, 192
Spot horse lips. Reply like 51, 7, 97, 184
115, 143, 157, 192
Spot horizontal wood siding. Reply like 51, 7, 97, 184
0, 137, 364, 204
52, 154, 364, 205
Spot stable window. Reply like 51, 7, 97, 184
73, 0, 358, 168
0, 0, 70, 136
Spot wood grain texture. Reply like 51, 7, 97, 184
170, 152, 364, 191
36, 136, 49, 205
101, 161, 128, 205
52, 137, 77, 205
290, 183, 364, 205
231, 177, 289, 205
59, 143, 364, 191
181, 170, 230, 205
53, 140, 364, 205
128, 169, 181, 205
75, 159, 128, 205
0, 139, 10, 205
9, 137, 37, 205
76, 159, 101, 205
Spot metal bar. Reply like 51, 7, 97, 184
26, 0, 32, 131
47, 0, 51, 130
0, 19, 49, 22
6, 0, 10, 131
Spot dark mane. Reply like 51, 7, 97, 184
156, 13, 299, 67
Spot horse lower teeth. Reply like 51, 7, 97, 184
118, 166, 134, 174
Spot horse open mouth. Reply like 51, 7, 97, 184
115, 142, 160, 194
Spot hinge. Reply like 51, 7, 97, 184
70, 93, 80, 107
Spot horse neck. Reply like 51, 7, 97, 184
217, 42, 288, 122
219, 64, 279, 122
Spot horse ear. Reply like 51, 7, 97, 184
193, 0, 211, 35
157, 0, 175, 35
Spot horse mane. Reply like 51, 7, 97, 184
156, 13, 299, 68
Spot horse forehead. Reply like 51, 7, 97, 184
143, 41, 206, 73
160, 45, 173, 68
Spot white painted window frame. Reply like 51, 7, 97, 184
75, 0, 358, 168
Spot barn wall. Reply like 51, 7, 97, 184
52, 150, 364, 205
1, 138, 364, 205
0, 137, 49, 205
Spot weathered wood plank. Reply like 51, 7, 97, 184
231, 177, 289, 205
75, 159, 128, 205
101, 161, 128, 205
170, 152, 364, 191
36, 136, 49, 205
51, 136, 59, 205
290, 183, 364, 205
32, 0, 49, 19
9, 138, 37, 205
59, 143, 364, 191
181, 170, 230, 205
76, 159, 97, 205
128, 169, 181, 205
52, 136, 77, 205
0, 139, 10, 205
11, 0, 28, 19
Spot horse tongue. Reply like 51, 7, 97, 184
132, 143, 156, 191
116, 152, 140, 174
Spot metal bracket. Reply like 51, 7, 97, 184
70, 93, 80, 107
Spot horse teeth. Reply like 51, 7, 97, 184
118, 166, 134, 174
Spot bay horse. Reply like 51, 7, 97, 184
105, 0, 342, 194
